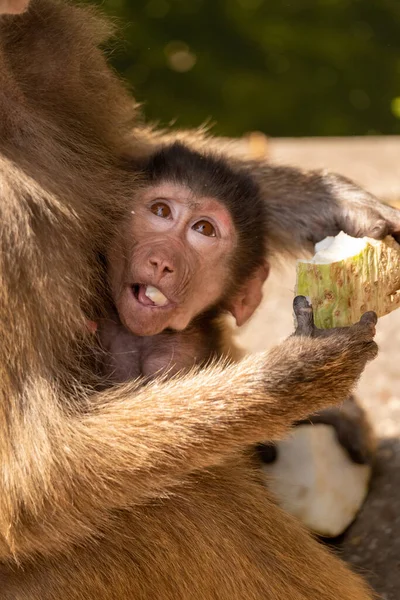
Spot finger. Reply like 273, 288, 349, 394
365, 204, 400, 241
359, 311, 378, 327
350, 311, 377, 342
359, 311, 378, 339
379, 203, 400, 233
293, 295, 312, 312
339, 199, 400, 241
293, 296, 315, 337
340, 208, 390, 240
364, 218, 390, 240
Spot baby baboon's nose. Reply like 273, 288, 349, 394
148, 255, 174, 276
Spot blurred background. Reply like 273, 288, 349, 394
85, 0, 400, 138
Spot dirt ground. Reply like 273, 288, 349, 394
236, 265, 400, 600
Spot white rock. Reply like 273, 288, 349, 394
262, 424, 371, 538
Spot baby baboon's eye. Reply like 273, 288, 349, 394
151, 202, 171, 218
192, 220, 216, 237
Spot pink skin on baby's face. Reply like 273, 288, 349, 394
108, 182, 239, 336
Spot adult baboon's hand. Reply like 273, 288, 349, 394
293, 295, 378, 365
0, 0, 29, 15
333, 184, 400, 243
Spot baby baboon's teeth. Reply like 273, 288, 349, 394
144, 285, 169, 306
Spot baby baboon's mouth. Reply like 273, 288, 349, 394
132, 284, 170, 308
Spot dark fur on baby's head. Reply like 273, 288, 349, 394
140, 142, 269, 287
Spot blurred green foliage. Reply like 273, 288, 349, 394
84, 0, 400, 138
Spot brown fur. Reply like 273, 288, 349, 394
0, 1, 397, 598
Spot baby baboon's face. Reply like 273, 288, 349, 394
108, 181, 237, 336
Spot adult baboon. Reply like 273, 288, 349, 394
0, 1, 399, 598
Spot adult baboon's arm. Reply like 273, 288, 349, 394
0, 314, 376, 562
135, 126, 400, 255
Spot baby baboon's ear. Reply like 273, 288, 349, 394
227, 261, 269, 327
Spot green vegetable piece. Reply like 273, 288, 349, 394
295, 232, 400, 328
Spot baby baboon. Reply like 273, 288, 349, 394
96, 141, 268, 382
1, 1, 400, 599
